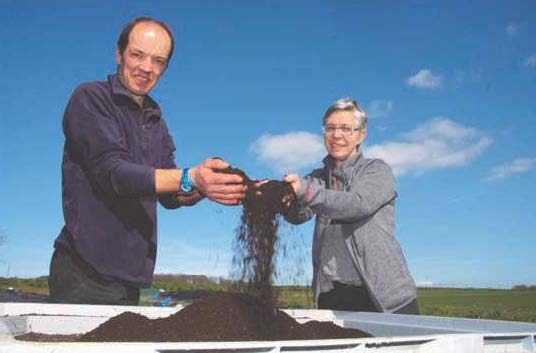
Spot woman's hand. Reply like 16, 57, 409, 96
284, 174, 301, 195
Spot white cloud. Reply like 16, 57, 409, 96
367, 100, 393, 118
486, 157, 536, 181
365, 118, 492, 176
506, 23, 518, 36
404, 118, 479, 141
250, 132, 324, 174
251, 118, 491, 177
524, 54, 536, 68
406, 69, 443, 89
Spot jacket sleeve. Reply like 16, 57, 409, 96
158, 120, 177, 170
304, 159, 397, 222
156, 124, 195, 209
63, 84, 155, 197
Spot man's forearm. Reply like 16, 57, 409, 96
156, 159, 246, 206
155, 168, 197, 194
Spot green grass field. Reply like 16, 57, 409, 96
2, 277, 535, 323
418, 287, 536, 322
277, 286, 536, 323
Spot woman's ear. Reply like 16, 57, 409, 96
357, 129, 367, 145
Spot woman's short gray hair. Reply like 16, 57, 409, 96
322, 98, 367, 129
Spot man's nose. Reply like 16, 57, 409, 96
139, 57, 153, 72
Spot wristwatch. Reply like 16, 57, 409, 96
180, 167, 196, 193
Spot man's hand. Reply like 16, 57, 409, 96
192, 158, 246, 205
284, 174, 301, 195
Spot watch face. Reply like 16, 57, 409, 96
180, 183, 193, 193
181, 168, 194, 192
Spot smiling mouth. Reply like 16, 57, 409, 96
135, 75, 151, 84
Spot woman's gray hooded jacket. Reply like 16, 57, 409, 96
284, 153, 417, 312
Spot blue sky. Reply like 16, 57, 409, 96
1, 1, 535, 288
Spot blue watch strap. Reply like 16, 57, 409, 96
180, 167, 195, 193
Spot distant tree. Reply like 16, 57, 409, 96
512, 284, 536, 291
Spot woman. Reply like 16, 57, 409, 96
284, 98, 418, 313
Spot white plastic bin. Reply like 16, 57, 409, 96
1, 302, 535, 353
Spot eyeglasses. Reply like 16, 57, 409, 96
322, 124, 364, 136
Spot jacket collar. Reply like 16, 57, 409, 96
108, 74, 162, 119
323, 151, 363, 178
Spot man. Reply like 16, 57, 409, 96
284, 98, 418, 314
49, 17, 246, 305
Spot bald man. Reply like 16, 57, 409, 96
50, 17, 245, 305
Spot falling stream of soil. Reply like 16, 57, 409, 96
17, 167, 373, 342
229, 166, 295, 309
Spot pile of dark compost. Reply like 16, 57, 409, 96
79, 292, 371, 342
